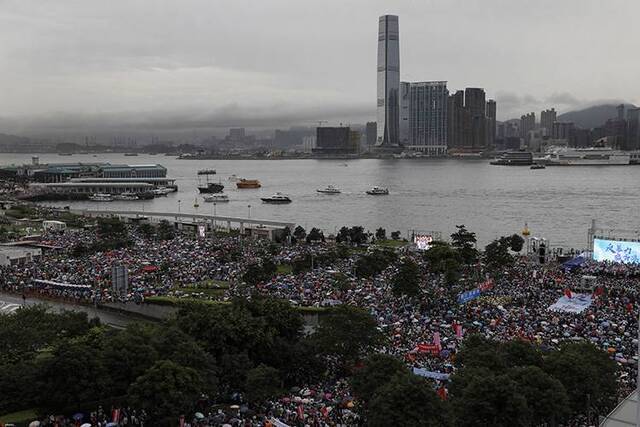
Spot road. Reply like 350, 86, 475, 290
0, 292, 141, 329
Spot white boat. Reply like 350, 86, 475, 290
366, 186, 389, 195
544, 146, 630, 166
152, 187, 174, 196
317, 185, 341, 194
228, 174, 240, 181
113, 192, 139, 201
89, 193, 113, 202
204, 194, 229, 203
261, 193, 292, 204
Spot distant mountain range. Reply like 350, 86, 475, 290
0, 133, 30, 145
557, 104, 636, 129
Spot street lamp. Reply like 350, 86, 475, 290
212, 202, 217, 230
247, 204, 251, 219
177, 199, 181, 213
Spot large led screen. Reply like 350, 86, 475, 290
593, 238, 640, 264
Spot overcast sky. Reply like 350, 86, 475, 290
0, 0, 638, 136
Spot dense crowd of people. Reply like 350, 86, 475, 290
1, 223, 639, 425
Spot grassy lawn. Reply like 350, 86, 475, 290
187, 279, 230, 289
277, 264, 293, 275
0, 408, 38, 425
177, 287, 226, 297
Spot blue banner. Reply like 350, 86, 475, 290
457, 288, 481, 304
412, 367, 450, 380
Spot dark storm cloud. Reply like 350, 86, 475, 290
0, 0, 638, 134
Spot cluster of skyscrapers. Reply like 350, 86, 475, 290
373, 15, 496, 155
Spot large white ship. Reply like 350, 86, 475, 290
544, 146, 630, 166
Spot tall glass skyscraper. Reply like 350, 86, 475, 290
376, 15, 400, 147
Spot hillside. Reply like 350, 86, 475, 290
558, 103, 636, 129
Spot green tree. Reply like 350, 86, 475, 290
138, 222, 155, 238
336, 226, 351, 244
367, 373, 448, 427
306, 227, 325, 243
424, 242, 462, 284
391, 257, 422, 297
375, 227, 386, 240
544, 342, 617, 415
311, 305, 384, 370
245, 364, 283, 403
499, 340, 543, 369
355, 249, 397, 278
349, 226, 368, 245
450, 225, 478, 264
509, 233, 525, 252
158, 219, 175, 240
350, 354, 408, 406
484, 237, 514, 271
390, 230, 401, 240
36, 339, 108, 413
453, 374, 530, 427
128, 360, 204, 426
97, 217, 128, 239
507, 366, 570, 425
454, 334, 505, 372
293, 225, 307, 241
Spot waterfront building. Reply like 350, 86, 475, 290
520, 113, 536, 141
365, 122, 377, 147
626, 108, 640, 151
447, 90, 466, 149
540, 108, 556, 134
376, 15, 401, 148
312, 127, 359, 155
551, 121, 575, 141
7, 162, 167, 183
228, 128, 246, 141
486, 100, 497, 147
400, 81, 449, 155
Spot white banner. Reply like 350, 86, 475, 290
548, 293, 593, 313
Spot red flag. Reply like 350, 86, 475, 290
564, 288, 573, 299
297, 404, 304, 420
112, 408, 120, 423
454, 323, 463, 339
437, 386, 448, 400
433, 332, 441, 350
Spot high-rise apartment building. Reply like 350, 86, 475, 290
365, 122, 377, 147
465, 88, 487, 149
486, 100, 496, 147
400, 81, 448, 155
376, 15, 400, 148
447, 90, 466, 148
551, 121, 575, 140
540, 109, 556, 134
626, 108, 640, 151
520, 113, 536, 141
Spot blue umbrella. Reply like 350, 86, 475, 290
72, 413, 84, 421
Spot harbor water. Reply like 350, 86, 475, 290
2, 152, 640, 248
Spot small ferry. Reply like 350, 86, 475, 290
366, 186, 389, 195
261, 193, 292, 204
197, 169, 217, 175
89, 193, 113, 202
228, 174, 240, 181
490, 151, 534, 166
124, 153, 138, 157
530, 164, 546, 170
198, 183, 224, 194
204, 194, 229, 203
317, 185, 341, 194
237, 179, 261, 189
152, 187, 173, 196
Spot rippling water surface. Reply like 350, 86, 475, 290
3, 153, 640, 248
